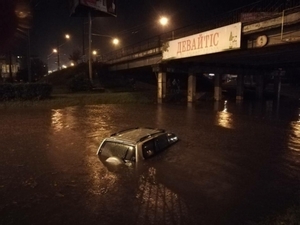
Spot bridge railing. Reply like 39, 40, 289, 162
102, 0, 300, 62
102, 36, 161, 62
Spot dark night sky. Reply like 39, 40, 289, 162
0, 0, 293, 70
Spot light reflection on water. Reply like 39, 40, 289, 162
215, 100, 234, 129
51, 108, 77, 132
287, 110, 300, 170
279, 110, 300, 184
289, 120, 300, 153
51, 109, 64, 131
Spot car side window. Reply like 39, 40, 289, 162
154, 134, 169, 152
142, 140, 155, 159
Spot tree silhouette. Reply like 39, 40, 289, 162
69, 49, 82, 65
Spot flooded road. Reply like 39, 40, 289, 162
0, 100, 300, 225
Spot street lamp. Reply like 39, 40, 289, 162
159, 16, 169, 27
54, 34, 71, 71
92, 50, 98, 62
92, 33, 120, 46
112, 38, 119, 46
88, 33, 120, 84
47, 51, 57, 75
158, 16, 173, 42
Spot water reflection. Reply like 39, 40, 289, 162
88, 170, 119, 196
51, 109, 64, 131
215, 101, 234, 129
135, 167, 191, 225
288, 108, 300, 154
289, 120, 300, 152
51, 108, 76, 132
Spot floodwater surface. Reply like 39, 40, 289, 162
0, 100, 300, 225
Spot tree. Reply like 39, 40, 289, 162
16, 58, 47, 82
69, 49, 82, 65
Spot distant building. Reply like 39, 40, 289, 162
0, 54, 20, 81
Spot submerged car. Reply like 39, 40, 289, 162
97, 127, 178, 167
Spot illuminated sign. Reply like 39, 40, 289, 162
162, 22, 241, 60
70, 0, 116, 17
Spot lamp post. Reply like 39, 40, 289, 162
88, 33, 120, 84
54, 34, 70, 71
92, 50, 98, 62
159, 16, 169, 42
47, 51, 56, 75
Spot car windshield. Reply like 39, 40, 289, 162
100, 141, 135, 160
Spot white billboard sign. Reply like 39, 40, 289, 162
162, 22, 242, 60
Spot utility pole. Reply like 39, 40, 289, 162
88, 11, 93, 85
27, 30, 32, 82
9, 51, 13, 81
82, 17, 85, 62
57, 40, 60, 71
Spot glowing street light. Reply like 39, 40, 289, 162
92, 50, 98, 62
112, 38, 119, 45
159, 16, 173, 41
159, 16, 169, 27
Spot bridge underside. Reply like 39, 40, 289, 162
109, 40, 300, 73
176, 41, 300, 71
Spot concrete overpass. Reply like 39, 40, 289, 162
101, 4, 300, 103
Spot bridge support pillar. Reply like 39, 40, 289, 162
187, 73, 196, 102
214, 74, 222, 101
256, 73, 264, 99
157, 72, 167, 104
236, 74, 244, 102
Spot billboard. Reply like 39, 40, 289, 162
70, 0, 116, 17
162, 22, 242, 61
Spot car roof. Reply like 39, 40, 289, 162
108, 127, 165, 144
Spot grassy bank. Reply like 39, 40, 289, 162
0, 91, 156, 109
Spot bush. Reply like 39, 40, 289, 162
67, 73, 92, 92
0, 84, 15, 100
0, 83, 52, 101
